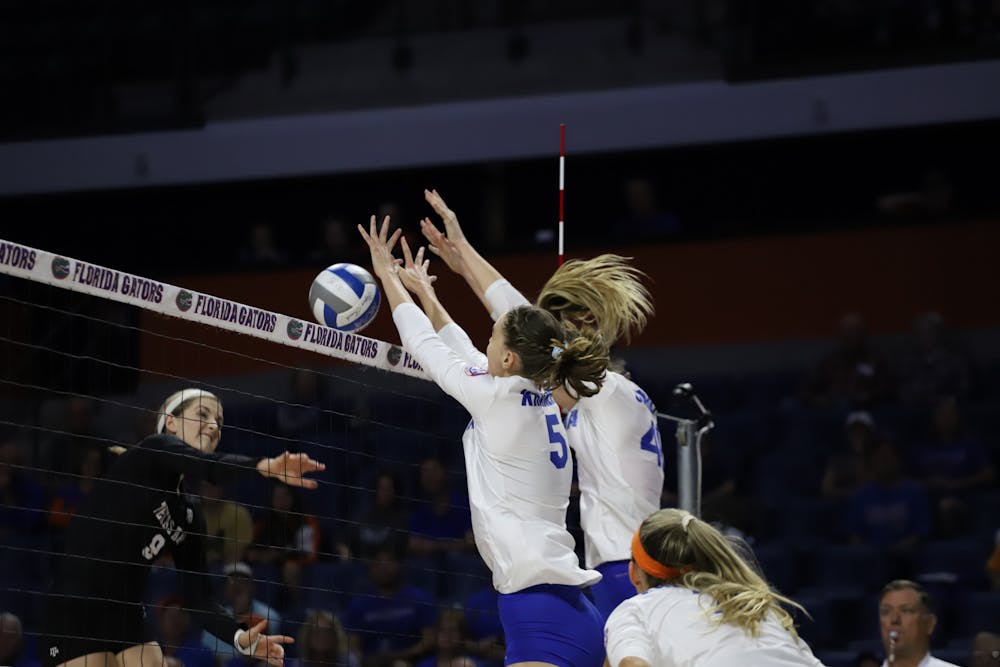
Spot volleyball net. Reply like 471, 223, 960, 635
0, 239, 507, 665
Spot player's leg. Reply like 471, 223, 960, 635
117, 642, 165, 667
55, 653, 122, 667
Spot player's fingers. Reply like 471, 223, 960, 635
386, 228, 403, 252
400, 236, 414, 266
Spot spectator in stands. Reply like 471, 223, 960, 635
849, 440, 931, 559
971, 631, 1000, 667
1, 612, 38, 667
462, 587, 505, 666
915, 396, 994, 537
344, 545, 435, 667
877, 168, 954, 219
821, 411, 879, 501
238, 221, 288, 267
336, 471, 410, 561
898, 312, 971, 407
308, 216, 365, 265
39, 396, 100, 478
803, 313, 894, 408
275, 369, 327, 439
618, 176, 681, 239
291, 610, 358, 667
987, 528, 1000, 590
155, 596, 216, 667
415, 608, 479, 667
47, 446, 103, 532
248, 483, 321, 566
200, 479, 254, 567
877, 579, 958, 667
408, 456, 475, 558
663, 432, 750, 535
0, 441, 45, 537
203, 561, 284, 655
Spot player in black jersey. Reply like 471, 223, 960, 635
41, 388, 325, 667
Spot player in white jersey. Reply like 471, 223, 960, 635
419, 189, 663, 619
604, 508, 823, 667
358, 216, 609, 667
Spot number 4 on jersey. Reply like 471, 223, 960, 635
641, 422, 663, 468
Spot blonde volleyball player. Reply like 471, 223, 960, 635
358, 216, 609, 667
42, 389, 324, 667
604, 508, 822, 667
419, 189, 663, 619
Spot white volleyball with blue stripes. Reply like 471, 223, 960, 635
309, 263, 381, 332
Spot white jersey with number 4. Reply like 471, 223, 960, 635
605, 586, 824, 667
393, 303, 600, 594
484, 279, 665, 568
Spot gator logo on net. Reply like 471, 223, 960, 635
176, 290, 193, 312
51, 257, 70, 279
287, 319, 304, 340
387, 345, 402, 367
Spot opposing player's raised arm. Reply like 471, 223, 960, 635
422, 189, 529, 320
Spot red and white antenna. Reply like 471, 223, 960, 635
558, 122, 565, 266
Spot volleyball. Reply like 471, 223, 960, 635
309, 263, 381, 332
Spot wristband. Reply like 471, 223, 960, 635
234, 629, 261, 657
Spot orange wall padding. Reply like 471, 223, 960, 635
139, 221, 999, 380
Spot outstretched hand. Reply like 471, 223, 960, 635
357, 215, 403, 283
397, 236, 437, 299
239, 620, 294, 667
257, 452, 325, 489
421, 189, 468, 275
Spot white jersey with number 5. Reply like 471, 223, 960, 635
393, 303, 600, 594
484, 279, 665, 568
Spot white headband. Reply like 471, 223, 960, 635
681, 513, 695, 533
156, 389, 218, 434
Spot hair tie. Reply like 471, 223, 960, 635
631, 529, 693, 581
682, 513, 695, 532
551, 345, 564, 360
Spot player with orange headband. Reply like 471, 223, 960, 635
603, 508, 823, 667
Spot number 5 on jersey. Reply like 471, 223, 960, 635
546, 414, 569, 469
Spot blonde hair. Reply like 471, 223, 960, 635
536, 254, 653, 345
636, 508, 805, 640
502, 305, 608, 398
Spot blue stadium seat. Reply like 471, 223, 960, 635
955, 590, 1000, 637
792, 593, 833, 649
812, 545, 887, 593
845, 638, 884, 656
916, 540, 991, 586
753, 543, 796, 594
300, 561, 365, 614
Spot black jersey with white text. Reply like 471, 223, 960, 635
51, 434, 260, 642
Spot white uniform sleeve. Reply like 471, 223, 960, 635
392, 303, 496, 414
605, 601, 654, 667
437, 322, 489, 369
484, 279, 531, 322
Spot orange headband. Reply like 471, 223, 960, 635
631, 529, 693, 581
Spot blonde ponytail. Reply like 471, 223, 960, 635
636, 508, 806, 640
